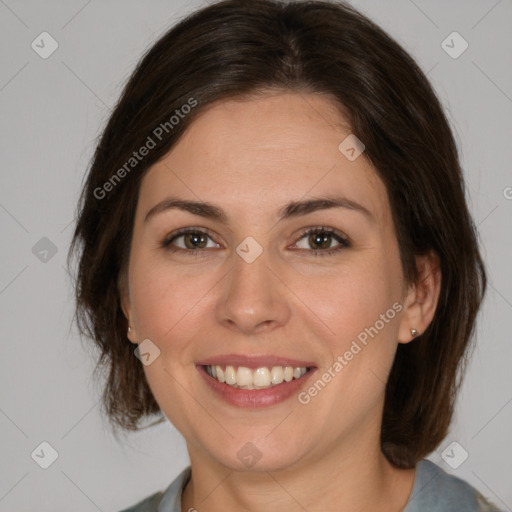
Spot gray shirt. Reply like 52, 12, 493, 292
119, 459, 503, 511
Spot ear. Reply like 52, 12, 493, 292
119, 271, 138, 345
397, 250, 442, 344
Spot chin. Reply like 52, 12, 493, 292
200, 435, 309, 474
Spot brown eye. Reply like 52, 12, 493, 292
294, 227, 350, 256
161, 228, 219, 252
182, 232, 208, 249
308, 232, 333, 250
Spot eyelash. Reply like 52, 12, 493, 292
160, 226, 351, 257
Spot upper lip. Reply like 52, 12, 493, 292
196, 354, 316, 369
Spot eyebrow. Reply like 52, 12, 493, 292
144, 195, 374, 224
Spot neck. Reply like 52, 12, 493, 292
181, 424, 416, 512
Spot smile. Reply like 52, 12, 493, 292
196, 355, 316, 407
205, 364, 309, 389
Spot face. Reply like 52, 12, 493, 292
122, 91, 416, 473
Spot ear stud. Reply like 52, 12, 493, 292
410, 329, 419, 337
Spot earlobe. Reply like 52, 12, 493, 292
125, 316, 139, 345
397, 251, 442, 344
124, 309, 139, 345
120, 286, 138, 345
126, 325, 138, 344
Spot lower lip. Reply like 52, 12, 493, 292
197, 365, 316, 408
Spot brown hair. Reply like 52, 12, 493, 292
68, 0, 487, 468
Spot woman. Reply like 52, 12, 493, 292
68, 0, 500, 510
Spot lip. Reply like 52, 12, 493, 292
196, 354, 316, 369
196, 354, 317, 408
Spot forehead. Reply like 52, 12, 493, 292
168, 91, 352, 168
138, 92, 389, 225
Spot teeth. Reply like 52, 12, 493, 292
271, 366, 284, 385
253, 367, 271, 387
236, 366, 253, 386
225, 365, 236, 385
206, 364, 308, 389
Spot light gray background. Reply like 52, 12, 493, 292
1, 0, 511, 510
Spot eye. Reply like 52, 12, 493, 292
160, 226, 350, 257
292, 227, 350, 256
160, 228, 220, 253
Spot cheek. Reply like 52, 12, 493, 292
129, 256, 209, 343
295, 266, 401, 427
128, 261, 210, 432
290, 255, 403, 415
291, 256, 401, 345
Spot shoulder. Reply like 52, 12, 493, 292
117, 466, 191, 512
404, 459, 503, 512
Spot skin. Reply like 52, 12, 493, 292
122, 90, 441, 512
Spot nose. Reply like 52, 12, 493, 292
215, 246, 291, 335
